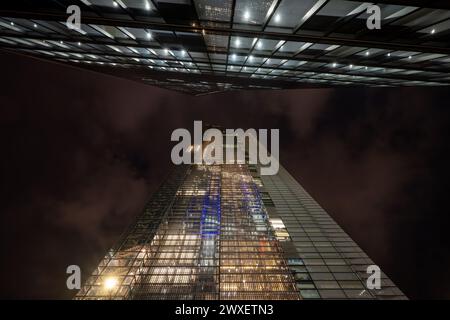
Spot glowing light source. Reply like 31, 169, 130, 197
33, 23, 38, 28
146, 32, 152, 39
332, 62, 337, 67
431, 29, 435, 34
243, 11, 250, 21
235, 38, 241, 47
113, 1, 118, 7
116, 0, 127, 9
274, 14, 280, 23
365, 51, 370, 56
104, 277, 118, 290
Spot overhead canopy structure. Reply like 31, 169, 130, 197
1, 0, 449, 94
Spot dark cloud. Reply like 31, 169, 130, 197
1, 51, 449, 299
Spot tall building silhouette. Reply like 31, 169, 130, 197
75, 132, 406, 300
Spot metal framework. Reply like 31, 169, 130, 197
76, 164, 300, 300
69, 124, 407, 300
75, 158, 407, 300
1, 0, 450, 94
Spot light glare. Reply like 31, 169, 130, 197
104, 277, 118, 290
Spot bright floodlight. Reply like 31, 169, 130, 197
104, 277, 118, 290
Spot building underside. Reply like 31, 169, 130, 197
1, 0, 450, 95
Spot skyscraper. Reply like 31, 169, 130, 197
1, 1, 449, 95
75, 132, 406, 300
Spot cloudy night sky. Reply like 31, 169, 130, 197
1, 50, 450, 299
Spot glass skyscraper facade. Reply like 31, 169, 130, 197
75, 136, 406, 299
1, 1, 449, 94
1, 1, 433, 299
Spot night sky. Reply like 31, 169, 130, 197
1, 51, 450, 299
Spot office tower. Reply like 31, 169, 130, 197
1, 1, 449, 95
75, 133, 406, 300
